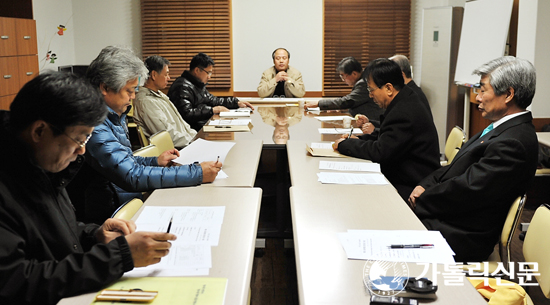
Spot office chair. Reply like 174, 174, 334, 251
464, 195, 526, 275
133, 144, 159, 157
137, 125, 150, 147
149, 130, 174, 153
441, 126, 467, 166
523, 203, 550, 304
111, 198, 144, 220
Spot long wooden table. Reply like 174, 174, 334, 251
58, 187, 262, 305
205, 139, 263, 188
286, 140, 486, 304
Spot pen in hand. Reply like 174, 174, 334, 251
166, 216, 173, 233
216, 156, 220, 165
348, 127, 354, 139
389, 244, 434, 249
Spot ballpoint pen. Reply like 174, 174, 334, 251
348, 127, 354, 139
166, 216, 173, 233
216, 156, 220, 165
389, 244, 434, 249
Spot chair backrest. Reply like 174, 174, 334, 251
523, 203, 550, 298
137, 125, 150, 147
112, 198, 144, 220
499, 195, 526, 264
444, 126, 466, 163
133, 144, 159, 157
149, 130, 174, 153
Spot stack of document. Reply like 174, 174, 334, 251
204, 119, 252, 132
315, 115, 351, 122
318, 128, 362, 135
219, 109, 251, 118
306, 142, 345, 158
126, 206, 226, 277
316, 159, 387, 185
338, 230, 455, 264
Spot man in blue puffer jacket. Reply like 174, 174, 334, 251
68, 46, 221, 224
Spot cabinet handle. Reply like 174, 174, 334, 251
1, 35, 8, 39
26, 72, 33, 76
3, 75, 12, 79
23, 36, 31, 39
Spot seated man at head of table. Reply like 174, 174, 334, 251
408, 56, 538, 262
357, 54, 432, 135
0, 72, 176, 305
68, 46, 221, 225
257, 48, 306, 98
134, 55, 196, 149
167, 52, 253, 131
304, 56, 383, 118
333, 58, 440, 201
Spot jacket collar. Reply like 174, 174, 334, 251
106, 105, 130, 126
181, 70, 206, 89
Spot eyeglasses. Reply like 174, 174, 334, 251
473, 83, 481, 95
48, 123, 92, 148
339, 74, 347, 81
367, 85, 381, 94
200, 68, 213, 76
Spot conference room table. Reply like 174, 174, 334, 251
285, 140, 487, 304
58, 187, 262, 305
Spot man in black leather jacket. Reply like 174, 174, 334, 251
167, 52, 253, 131
0, 72, 176, 305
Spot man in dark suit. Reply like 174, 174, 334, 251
333, 58, 440, 201
408, 56, 538, 262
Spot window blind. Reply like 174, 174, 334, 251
141, 0, 232, 90
324, 0, 411, 96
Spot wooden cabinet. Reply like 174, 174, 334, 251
0, 17, 38, 110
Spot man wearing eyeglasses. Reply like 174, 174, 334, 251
304, 57, 383, 118
168, 52, 253, 131
333, 58, 440, 201
0, 72, 176, 305
257, 48, 306, 98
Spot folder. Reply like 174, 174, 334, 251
91, 277, 227, 305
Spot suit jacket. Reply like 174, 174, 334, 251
338, 85, 441, 200
407, 80, 432, 120
415, 112, 538, 262
318, 78, 384, 119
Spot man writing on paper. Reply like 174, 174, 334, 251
408, 57, 538, 262
168, 52, 253, 131
333, 58, 440, 201
304, 57, 383, 118
258, 48, 306, 98
67, 46, 221, 225
357, 55, 431, 135
134, 55, 196, 149
0, 72, 176, 305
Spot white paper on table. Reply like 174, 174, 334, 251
319, 161, 381, 173
170, 224, 222, 246
318, 128, 362, 135
315, 115, 350, 121
172, 138, 235, 165
219, 111, 250, 117
337, 230, 455, 264
306, 107, 321, 111
310, 142, 334, 149
208, 119, 251, 126
317, 172, 389, 185
216, 169, 228, 179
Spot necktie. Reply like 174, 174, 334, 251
480, 123, 494, 138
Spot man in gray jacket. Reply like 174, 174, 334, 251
304, 56, 383, 118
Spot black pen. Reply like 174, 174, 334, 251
348, 127, 354, 139
389, 244, 434, 249
166, 216, 173, 233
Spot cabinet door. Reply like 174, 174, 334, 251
0, 18, 17, 57
15, 18, 37, 55
18, 55, 38, 88
0, 94, 16, 110
0, 57, 20, 96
